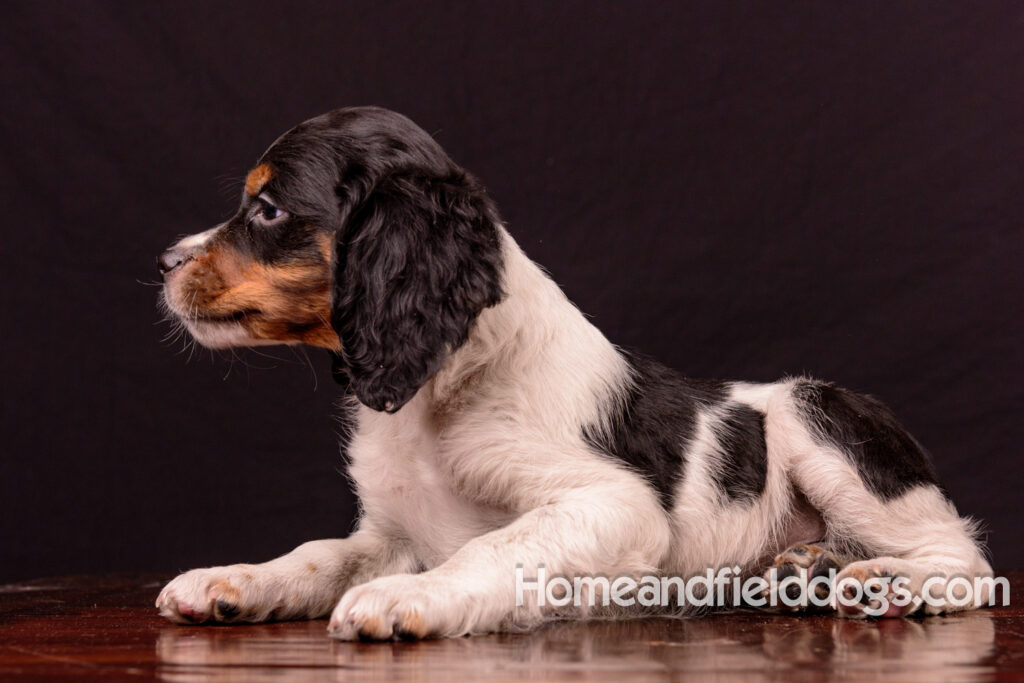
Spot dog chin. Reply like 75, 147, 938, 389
183, 319, 284, 349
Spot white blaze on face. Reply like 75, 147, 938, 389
174, 224, 223, 250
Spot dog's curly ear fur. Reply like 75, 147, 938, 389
331, 172, 504, 413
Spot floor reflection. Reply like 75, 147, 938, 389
156, 611, 996, 682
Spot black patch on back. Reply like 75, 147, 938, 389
583, 352, 726, 510
793, 381, 942, 500
714, 404, 768, 502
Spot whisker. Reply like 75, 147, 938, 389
217, 173, 245, 202
243, 346, 291, 365
231, 348, 279, 372
289, 345, 319, 391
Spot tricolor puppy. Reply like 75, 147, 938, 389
156, 107, 992, 638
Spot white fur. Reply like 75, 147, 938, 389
157, 227, 992, 636
175, 225, 221, 250
180, 320, 274, 349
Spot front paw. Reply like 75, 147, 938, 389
156, 565, 265, 624
327, 574, 470, 641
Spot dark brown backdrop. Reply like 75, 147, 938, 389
1, 1, 1021, 582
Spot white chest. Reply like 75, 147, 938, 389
344, 410, 512, 568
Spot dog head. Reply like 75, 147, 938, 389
159, 107, 504, 412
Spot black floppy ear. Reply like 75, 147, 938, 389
331, 172, 504, 413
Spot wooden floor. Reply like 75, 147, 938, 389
1, 573, 1022, 681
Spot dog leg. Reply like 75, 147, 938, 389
768, 386, 993, 618
327, 490, 671, 640
157, 530, 415, 623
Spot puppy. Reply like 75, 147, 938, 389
156, 107, 993, 639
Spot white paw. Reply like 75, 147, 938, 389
327, 574, 472, 640
834, 559, 924, 618
156, 565, 268, 624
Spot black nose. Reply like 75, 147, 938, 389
157, 247, 190, 277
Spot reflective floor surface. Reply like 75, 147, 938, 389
1, 572, 1022, 681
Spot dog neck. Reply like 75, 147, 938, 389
428, 227, 627, 421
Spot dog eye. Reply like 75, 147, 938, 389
250, 198, 287, 226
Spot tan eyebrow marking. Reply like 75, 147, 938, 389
244, 163, 274, 196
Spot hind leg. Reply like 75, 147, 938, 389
766, 381, 993, 618
823, 485, 994, 618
